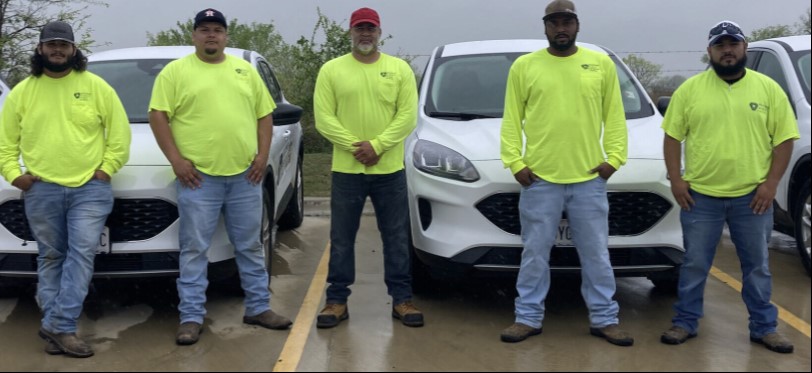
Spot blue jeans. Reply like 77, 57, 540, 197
672, 190, 778, 338
515, 177, 620, 329
327, 170, 412, 305
24, 179, 113, 334
176, 169, 271, 325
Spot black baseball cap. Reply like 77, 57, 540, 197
40, 21, 75, 44
194, 8, 227, 29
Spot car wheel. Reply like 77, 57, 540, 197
277, 157, 304, 231
794, 179, 811, 276
649, 269, 679, 293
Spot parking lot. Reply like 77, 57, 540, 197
0, 211, 809, 371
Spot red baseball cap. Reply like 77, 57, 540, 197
350, 7, 380, 27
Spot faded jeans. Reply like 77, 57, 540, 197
25, 179, 113, 334
176, 169, 271, 325
514, 177, 620, 329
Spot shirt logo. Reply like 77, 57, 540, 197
581, 64, 600, 72
235, 68, 248, 76
380, 72, 396, 80
749, 102, 769, 113
73, 92, 91, 101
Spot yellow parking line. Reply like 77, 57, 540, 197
710, 266, 811, 338
273, 242, 331, 372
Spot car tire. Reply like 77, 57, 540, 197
794, 179, 811, 276
649, 269, 679, 293
277, 157, 304, 231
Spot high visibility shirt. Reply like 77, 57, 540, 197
501, 47, 627, 184
0, 71, 131, 187
314, 53, 417, 174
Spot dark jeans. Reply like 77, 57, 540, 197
327, 170, 412, 305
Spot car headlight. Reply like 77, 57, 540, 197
412, 140, 480, 182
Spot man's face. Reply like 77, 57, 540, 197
544, 15, 579, 52
708, 37, 748, 76
192, 22, 228, 56
38, 40, 76, 72
351, 22, 381, 56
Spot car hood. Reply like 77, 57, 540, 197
414, 114, 665, 161
126, 123, 170, 166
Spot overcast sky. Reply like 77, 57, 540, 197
84, 0, 809, 77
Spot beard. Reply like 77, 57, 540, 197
354, 41, 376, 55
547, 32, 577, 52
710, 54, 747, 77
42, 54, 74, 73
204, 47, 218, 55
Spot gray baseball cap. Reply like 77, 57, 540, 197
40, 21, 75, 44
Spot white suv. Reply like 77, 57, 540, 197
746, 35, 811, 275
406, 40, 683, 290
0, 47, 305, 283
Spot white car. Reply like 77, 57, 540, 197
0, 47, 304, 283
406, 40, 683, 290
746, 35, 811, 275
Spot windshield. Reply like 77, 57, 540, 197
88, 59, 173, 123
792, 50, 811, 104
424, 51, 653, 120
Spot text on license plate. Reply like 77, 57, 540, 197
555, 220, 574, 246
95, 226, 110, 254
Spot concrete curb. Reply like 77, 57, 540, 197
304, 197, 375, 217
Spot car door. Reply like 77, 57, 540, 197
255, 58, 295, 216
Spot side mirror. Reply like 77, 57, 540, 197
272, 102, 304, 126
656, 96, 671, 116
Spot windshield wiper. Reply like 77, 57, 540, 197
427, 111, 498, 120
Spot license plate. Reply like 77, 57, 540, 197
96, 226, 110, 254
555, 220, 574, 246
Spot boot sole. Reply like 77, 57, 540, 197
316, 312, 349, 329
750, 336, 794, 353
38, 330, 94, 358
391, 312, 424, 327
590, 328, 634, 347
500, 328, 542, 343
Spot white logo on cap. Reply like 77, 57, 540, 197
206, 10, 215, 17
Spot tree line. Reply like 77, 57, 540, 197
624, 8, 811, 100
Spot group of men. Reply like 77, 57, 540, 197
0, 0, 798, 359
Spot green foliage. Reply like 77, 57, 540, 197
749, 24, 794, 42
0, 0, 105, 86
622, 54, 662, 95
797, 7, 811, 35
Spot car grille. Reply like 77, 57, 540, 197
0, 252, 180, 274
475, 192, 672, 236
0, 199, 179, 242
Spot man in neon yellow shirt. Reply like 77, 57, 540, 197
0, 21, 131, 358
314, 7, 422, 328
148, 8, 291, 346
660, 21, 798, 354
499, 0, 633, 346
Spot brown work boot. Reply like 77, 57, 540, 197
590, 324, 634, 346
751, 332, 794, 353
317, 303, 348, 329
243, 310, 292, 330
392, 301, 424, 327
38, 328, 94, 358
44, 341, 64, 355
500, 322, 542, 343
660, 325, 697, 345
176, 322, 203, 346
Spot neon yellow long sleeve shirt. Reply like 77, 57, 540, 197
0, 71, 131, 187
501, 48, 627, 184
314, 53, 417, 174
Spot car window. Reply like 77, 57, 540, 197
88, 59, 172, 123
257, 60, 282, 103
793, 51, 811, 104
754, 52, 790, 98
425, 52, 653, 120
